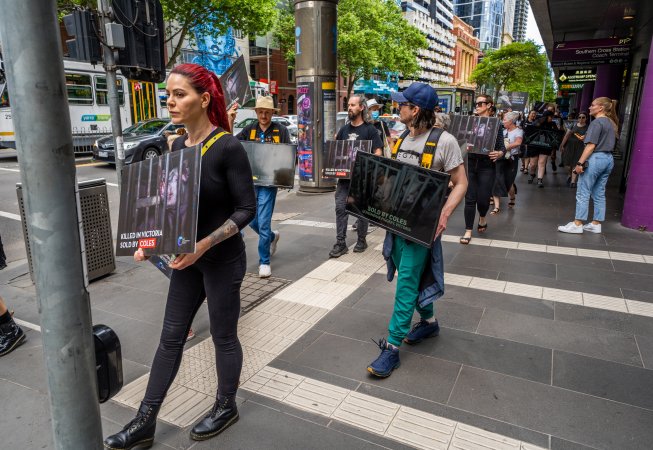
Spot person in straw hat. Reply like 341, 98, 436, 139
233, 96, 290, 278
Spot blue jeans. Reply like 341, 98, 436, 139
575, 152, 613, 222
249, 186, 277, 265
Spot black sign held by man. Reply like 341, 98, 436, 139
219, 55, 252, 108
116, 145, 202, 256
321, 139, 372, 178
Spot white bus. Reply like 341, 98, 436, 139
1, 59, 136, 152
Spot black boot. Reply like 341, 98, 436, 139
0, 315, 25, 357
353, 238, 368, 253
190, 397, 239, 441
103, 403, 159, 450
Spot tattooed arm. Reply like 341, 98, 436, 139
168, 219, 239, 270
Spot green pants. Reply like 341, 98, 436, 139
387, 235, 433, 347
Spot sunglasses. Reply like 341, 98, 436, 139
475, 101, 488, 107
578, 116, 587, 119
398, 102, 414, 108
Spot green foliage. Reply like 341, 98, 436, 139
272, 0, 427, 97
470, 40, 556, 103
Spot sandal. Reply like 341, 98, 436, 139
490, 207, 500, 215
508, 198, 515, 208
477, 222, 488, 233
459, 236, 472, 245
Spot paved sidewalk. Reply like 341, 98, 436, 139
2, 168, 653, 449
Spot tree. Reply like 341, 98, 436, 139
470, 40, 556, 103
273, 0, 427, 98
58, 0, 277, 69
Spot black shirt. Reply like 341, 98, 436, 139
373, 120, 390, 142
236, 121, 291, 144
335, 122, 384, 152
172, 128, 256, 262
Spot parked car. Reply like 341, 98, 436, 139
282, 114, 297, 125
93, 119, 184, 164
232, 116, 298, 144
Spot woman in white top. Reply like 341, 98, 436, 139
491, 112, 523, 211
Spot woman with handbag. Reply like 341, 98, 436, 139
558, 97, 619, 234
103, 63, 256, 449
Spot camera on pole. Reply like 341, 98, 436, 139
63, 10, 102, 64
113, 0, 166, 83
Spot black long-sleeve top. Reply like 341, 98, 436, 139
172, 128, 256, 262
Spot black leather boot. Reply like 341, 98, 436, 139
0, 317, 26, 357
103, 403, 159, 450
190, 397, 239, 441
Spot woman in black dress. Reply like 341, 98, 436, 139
104, 64, 256, 449
560, 112, 589, 188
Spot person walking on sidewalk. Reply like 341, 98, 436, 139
367, 83, 467, 378
491, 112, 523, 211
329, 95, 383, 258
560, 112, 589, 188
234, 96, 290, 278
558, 97, 619, 235
104, 63, 256, 450
367, 98, 393, 157
0, 294, 25, 357
526, 111, 558, 188
460, 95, 505, 245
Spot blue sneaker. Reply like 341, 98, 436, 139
403, 319, 439, 345
367, 338, 400, 378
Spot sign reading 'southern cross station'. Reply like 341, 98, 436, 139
552, 38, 631, 67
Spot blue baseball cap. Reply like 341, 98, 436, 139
391, 83, 438, 110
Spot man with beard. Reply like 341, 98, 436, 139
329, 95, 383, 258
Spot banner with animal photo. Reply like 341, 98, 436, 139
219, 55, 253, 109
116, 146, 202, 256
321, 140, 372, 179
496, 91, 529, 112
346, 152, 450, 247
449, 115, 501, 155
523, 127, 566, 152
241, 142, 297, 188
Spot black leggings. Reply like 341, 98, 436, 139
143, 251, 246, 405
464, 155, 496, 229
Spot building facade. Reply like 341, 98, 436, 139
512, 0, 529, 42
454, 0, 505, 50
452, 15, 480, 89
401, 1, 456, 87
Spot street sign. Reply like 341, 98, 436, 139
552, 38, 631, 67
558, 69, 596, 83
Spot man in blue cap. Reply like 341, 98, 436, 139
367, 82, 467, 378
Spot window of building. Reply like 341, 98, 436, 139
65, 73, 93, 105
288, 95, 294, 114
250, 63, 257, 80
94, 76, 125, 106
288, 67, 294, 83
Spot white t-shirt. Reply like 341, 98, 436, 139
395, 129, 464, 172
503, 127, 524, 157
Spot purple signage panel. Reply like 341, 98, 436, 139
552, 37, 631, 67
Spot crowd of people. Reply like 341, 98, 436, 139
0, 61, 619, 448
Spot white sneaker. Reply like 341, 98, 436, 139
259, 264, 272, 278
583, 223, 602, 233
270, 231, 280, 256
558, 222, 583, 234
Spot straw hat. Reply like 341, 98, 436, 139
254, 96, 279, 112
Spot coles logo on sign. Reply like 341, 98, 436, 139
138, 238, 157, 249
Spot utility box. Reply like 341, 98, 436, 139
17, 178, 116, 283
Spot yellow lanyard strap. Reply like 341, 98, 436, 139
201, 131, 229, 157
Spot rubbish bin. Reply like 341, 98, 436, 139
17, 178, 116, 283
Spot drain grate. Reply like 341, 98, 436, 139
240, 273, 291, 314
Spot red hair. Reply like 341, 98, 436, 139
170, 64, 230, 131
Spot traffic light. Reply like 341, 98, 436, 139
113, 0, 166, 83
63, 10, 102, 64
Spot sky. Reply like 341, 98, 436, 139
525, 5, 544, 46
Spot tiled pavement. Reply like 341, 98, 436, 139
2, 167, 653, 449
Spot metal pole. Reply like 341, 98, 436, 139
541, 73, 546, 102
0, 1, 103, 449
267, 35, 271, 86
98, 0, 126, 191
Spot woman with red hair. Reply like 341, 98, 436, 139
104, 64, 256, 448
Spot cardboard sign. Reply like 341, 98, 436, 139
116, 146, 202, 256
449, 115, 501, 155
321, 140, 372, 179
241, 142, 297, 188
524, 127, 566, 152
346, 152, 450, 247
220, 55, 253, 108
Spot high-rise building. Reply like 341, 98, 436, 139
503, 0, 516, 44
454, 0, 504, 51
513, 0, 529, 42
400, 0, 456, 87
